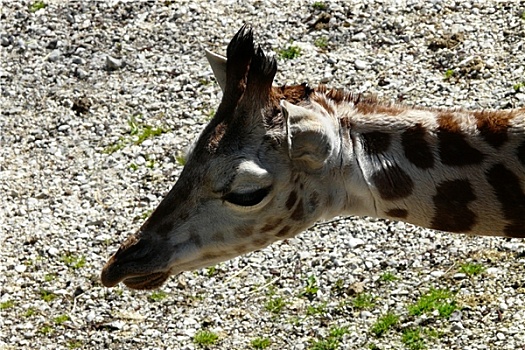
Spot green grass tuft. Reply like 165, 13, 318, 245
265, 296, 286, 314
300, 275, 319, 300
54, 314, 70, 325
103, 115, 169, 154
61, 254, 86, 269
29, 0, 46, 13
279, 45, 301, 60
251, 337, 271, 349
314, 37, 328, 49
402, 328, 427, 350
193, 329, 219, 346
40, 289, 57, 303
444, 69, 455, 80
310, 326, 349, 350
0, 300, 15, 310
312, 1, 328, 11
458, 262, 485, 276
408, 288, 457, 318
352, 293, 375, 309
380, 271, 398, 282
148, 290, 168, 302
307, 302, 328, 316
370, 313, 399, 337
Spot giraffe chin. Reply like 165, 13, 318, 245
122, 272, 171, 290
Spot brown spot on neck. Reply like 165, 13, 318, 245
437, 113, 484, 166
486, 163, 525, 238
402, 124, 435, 169
518, 141, 525, 166
361, 131, 392, 155
474, 110, 515, 149
371, 164, 414, 200
430, 179, 477, 233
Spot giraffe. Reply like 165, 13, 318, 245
101, 25, 525, 290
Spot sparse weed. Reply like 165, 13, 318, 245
67, 341, 83, 349
444, 69, 454, 80
193, 329, 219, 346
301, 275, 320, 301
279, 45, 301, 60
265, 296, 286, 314
61, 254, 86, 269
251, 337, 271, 349
54, 315, 70, 325
307, 302, 328, 316
513, 81, 524, 92
24, 308, 37, 317
402, 328, 426, 350
312, 2, 328, 11
39, 325, 53, 335
458, 262, 485, 276
310, 326, 348, 350
40, 289, 57, 303
408, 288, 457, 318
380, 271, 398, 282
314, 37, 328, 49
44, 273, 56, 282
148, 290, 168, 302
29, 0, 46, 13
352, 293, 375, 309
0, 300, 14, 310
176, 153, 187, 166
370, 313, 399, 337
103, 115, 169, 154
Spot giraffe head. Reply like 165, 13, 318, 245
101, 25, 344, 289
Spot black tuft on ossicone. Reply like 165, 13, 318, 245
226, 24, 255, 86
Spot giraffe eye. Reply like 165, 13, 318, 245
223, 187, 271, 207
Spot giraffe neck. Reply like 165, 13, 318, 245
307, 90, 525, 237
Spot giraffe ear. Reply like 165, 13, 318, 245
205, 49, 227, 92
281, 100, 339, 172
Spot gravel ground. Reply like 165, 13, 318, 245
1, 1, 525, 349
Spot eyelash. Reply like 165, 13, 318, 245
223, 187, 271, 206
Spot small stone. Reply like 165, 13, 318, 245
348, 237, 365, 248
72, 56, 85, 65
430, 270, 445, 278
48, 247, 59, 256
47, 39, 59, 49
75, 68, 88, 79
453, 273, 467, 279
48, 49, 61, 62
106, 55, 124, 71
352, 32, 366, 41
15, 264, 27, 273
449, 310, 462, 321
360, 310, 372, 319
1, 36, 11, 47
451, 322, 464, 331
496, 332, 505, 340
354, 59, 368, 70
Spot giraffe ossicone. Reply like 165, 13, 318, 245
101, 25, 525, 290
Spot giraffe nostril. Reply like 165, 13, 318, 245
113, 237, 153, 265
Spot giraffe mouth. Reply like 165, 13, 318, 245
122, 272, 171, 290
